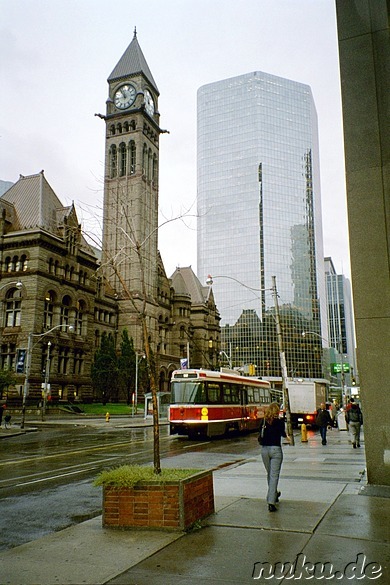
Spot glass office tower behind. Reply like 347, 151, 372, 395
197, 72, 327, 379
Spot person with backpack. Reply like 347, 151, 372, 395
345, 398, 363, 448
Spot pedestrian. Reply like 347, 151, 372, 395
258, 402, 291, 512
345, 398, 363, 448
316, 402, 333, 445
0, 404, 4, 427
4, 413, 11, 429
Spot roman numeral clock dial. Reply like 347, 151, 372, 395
114, 84, 136, 109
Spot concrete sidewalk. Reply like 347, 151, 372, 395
1, 426, 389, 584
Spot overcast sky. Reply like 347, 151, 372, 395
0, 0, 350, 280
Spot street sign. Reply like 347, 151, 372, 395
331, 363, 350, 374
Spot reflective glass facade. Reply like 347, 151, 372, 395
197, 72, 327, 379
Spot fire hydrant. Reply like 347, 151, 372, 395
105, 412, 110, 423
301, 423, 308, 442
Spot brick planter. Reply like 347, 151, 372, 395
102, 469, 214, 531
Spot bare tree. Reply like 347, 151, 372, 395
84, 191, 197, 475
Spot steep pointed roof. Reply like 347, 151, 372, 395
2, 171, 64, 232
108, 29, 159, 94
1, 171, 95, 255
170, 266, 211, 305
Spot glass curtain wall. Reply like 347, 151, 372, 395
197, 72, 327, 379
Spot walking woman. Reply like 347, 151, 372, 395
259, 402, 291, 512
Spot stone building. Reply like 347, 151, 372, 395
0, 33, 220, 405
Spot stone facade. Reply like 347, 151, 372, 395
336, 0, 390, 486
0, 33, 221, 405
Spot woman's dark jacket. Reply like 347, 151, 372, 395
260, 417, 287, 446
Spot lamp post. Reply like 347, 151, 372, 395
21, 324, 74, 429
206, 274, 294, 445
219, 345, 232, 369
42, 341, 51, 421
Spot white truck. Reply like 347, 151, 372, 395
285, 380, 327, 427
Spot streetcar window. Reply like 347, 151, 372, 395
207, 383, 221, 403
223, 384, 240, 404
247, 388, 254, 403
171, 381, 206, 404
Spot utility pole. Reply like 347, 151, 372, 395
271, 276, 294, 445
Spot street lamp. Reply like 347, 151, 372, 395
42, 341, 51, 421
21, 323, 74, 428
219, 347, 232, 369
206, 274, 295, 445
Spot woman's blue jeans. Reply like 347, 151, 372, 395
261, 445, 283, 504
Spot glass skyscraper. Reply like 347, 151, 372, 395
197, 71, 327, 380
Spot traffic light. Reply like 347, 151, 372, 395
16, 349, 27, 374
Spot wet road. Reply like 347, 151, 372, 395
0, 424, 183, 550
0, 423, 254, 550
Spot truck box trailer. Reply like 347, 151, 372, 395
286, 381, 327, 427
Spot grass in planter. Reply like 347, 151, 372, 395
94, 465, 201, 488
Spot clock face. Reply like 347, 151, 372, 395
114, 84, 136, 110
144, 89, 155, 116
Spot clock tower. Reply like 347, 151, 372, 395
102, 30, 161, 344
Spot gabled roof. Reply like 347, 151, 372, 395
1, 171, 95, 255
170, 266, 211, 305
108, 29, 159, 94
2, 171, 65, 232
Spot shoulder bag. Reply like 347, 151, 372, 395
258, 420, 266, 445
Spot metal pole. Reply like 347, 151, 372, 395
42, 341, 51, 421
271, 276, 294, 445
21, 332, 33, 429
134, 353, 139, 416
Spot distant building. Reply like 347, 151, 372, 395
0, 33, 220, 405
197, 71, 327, 380
325, 257, 357, 386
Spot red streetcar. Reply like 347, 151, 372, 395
169, 368, 271, 439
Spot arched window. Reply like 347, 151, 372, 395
5, 288, 22, 327
94, 329, 100, 348
73, 349, 84, 374
75, 300, 85, 335
123, 122, 129, 132
110, 145, 117, 178
21, 255, 28, 271
119, 143, 127, 176
44, 291, 55, 329
110, 125, 116, 136
142, 144, 148, 176
152, 154, 158, 185
148, 148, 153, 180
5, 257, 12, 272
60, 295, 71, 327
117, 123, 122, 134
130, 141, 136, 174
57, 347, 70, 374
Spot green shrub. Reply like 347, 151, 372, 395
94, 465, 200, 488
